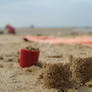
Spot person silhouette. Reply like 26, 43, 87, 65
6, 24, 16, 34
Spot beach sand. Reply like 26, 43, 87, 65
0, 28, 92, 92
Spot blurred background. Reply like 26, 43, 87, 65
0, 0, 92, 34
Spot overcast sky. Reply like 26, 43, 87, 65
0, 0, 92, 27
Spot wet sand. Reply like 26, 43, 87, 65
0, 28, 92, 92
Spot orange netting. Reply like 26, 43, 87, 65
23, 36, 92, 46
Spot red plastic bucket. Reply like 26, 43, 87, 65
20, 49, 40, 68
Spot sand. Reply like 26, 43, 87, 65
0, 28, 92, 92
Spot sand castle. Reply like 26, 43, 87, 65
43, 61, 72, 89
39, 56, 92, 91
71, 57, 92, 85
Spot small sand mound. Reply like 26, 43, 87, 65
42, 61, 72, 90
71, 57, 92, 85
23, 65, 41, 73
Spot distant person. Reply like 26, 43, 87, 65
30, 25, 35, 29
5, 24, 16, 34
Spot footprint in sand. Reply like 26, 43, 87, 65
8, 58, 13, 62
0, 56, 4, 60
0, 64, 4, 68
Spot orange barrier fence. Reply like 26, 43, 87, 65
23, 36, 92, 46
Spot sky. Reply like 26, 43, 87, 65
0, 0, 92, 28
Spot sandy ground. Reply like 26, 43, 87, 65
0, 28, 92, 92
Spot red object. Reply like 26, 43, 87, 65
20, 49, 40, 68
